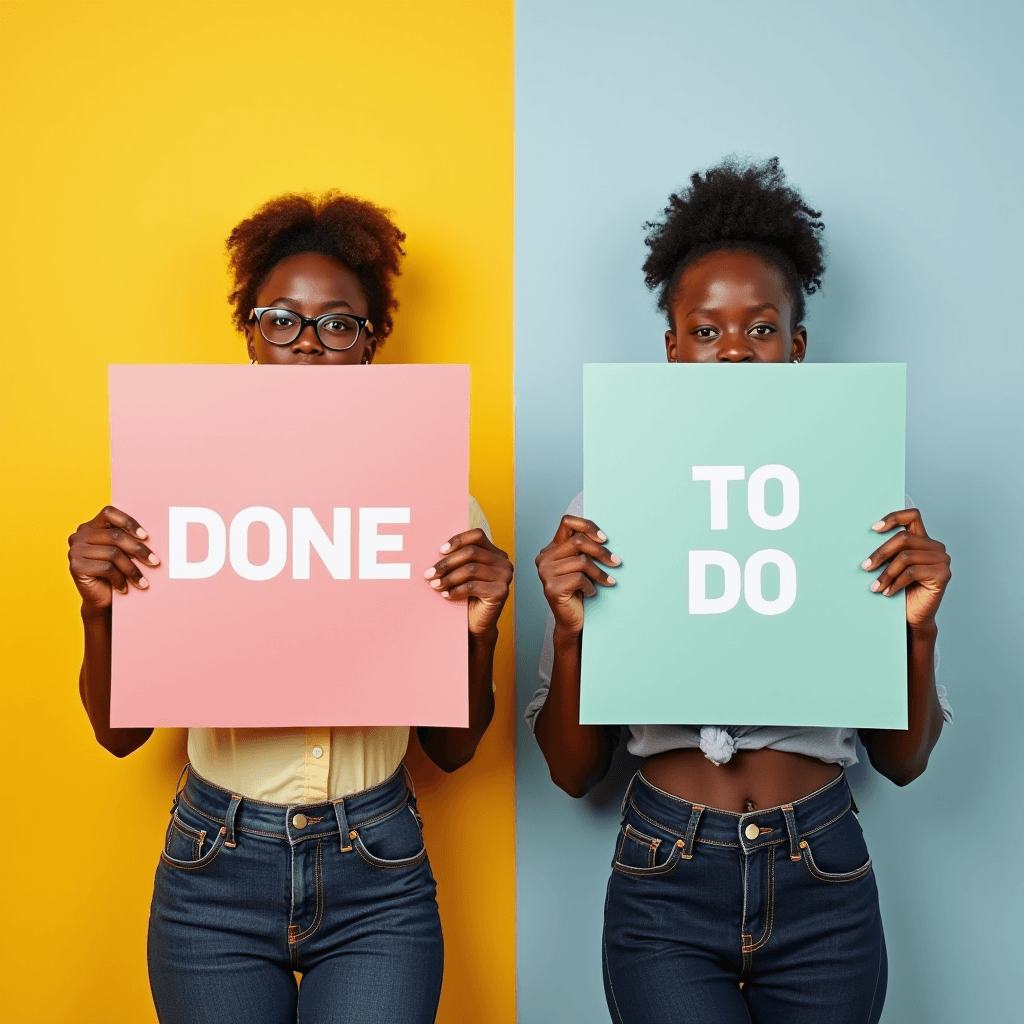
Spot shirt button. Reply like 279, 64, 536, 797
292, 814, 308, 830
311, 746, 324, 759
744, 823, 760, 841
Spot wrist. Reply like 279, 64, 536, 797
907, 619, 938, 643
468, 626, 499, 646
552, 623, 583, 649
81, 603, 111, 626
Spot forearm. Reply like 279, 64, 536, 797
418, 628, 497, 772
861, 621, 944, 785
79, 606, 152, 757
533, 626, 613, 797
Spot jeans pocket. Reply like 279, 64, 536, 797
161, 809, 225, 871
352, 803, 428, 870
800, 810, 873, 883
612, 822, 683, 878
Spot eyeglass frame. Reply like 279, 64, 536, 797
249, 306, 375, 352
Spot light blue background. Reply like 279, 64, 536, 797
514, 2, 1024, 1021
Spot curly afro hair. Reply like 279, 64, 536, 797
643, 157, 825, 328
226, 191, 406, 343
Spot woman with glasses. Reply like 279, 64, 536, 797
527, 159, 952, 1024
66, 192, 513, 1024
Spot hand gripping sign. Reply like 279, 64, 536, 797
580, 363, 907, 729
108, 364, 469, 728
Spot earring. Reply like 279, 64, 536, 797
250, 358, 257, 365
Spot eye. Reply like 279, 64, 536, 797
321, 317, 355, 334
272, 314, 298, 327
694, 326, 717, 339
751, 323, 776, 336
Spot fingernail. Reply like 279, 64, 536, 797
118, 586, 129, 595
149, 554, 160, 565
597, 531, 607, 542
440, 542, 451, 554
138, 578, 149, 589
870, 581, 881, 592
423, 567, 436, 579
861, 559, 871, 570
430, 579, 441, 589
440, 591, 450, 598
611, 554, 622, 566
607, 576, 616, 585
872, 521, 886, 532
136, 528, 148, 539
883, 587, 892, 597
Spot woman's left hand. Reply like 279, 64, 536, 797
424, 529, 513, 637
862, 508, 951, 629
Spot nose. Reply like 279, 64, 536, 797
716, 329, 753, 362
291, 323, 324, 355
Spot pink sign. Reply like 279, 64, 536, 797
108, 364, 469, 728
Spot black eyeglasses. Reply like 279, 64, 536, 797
250, 307, 374, 351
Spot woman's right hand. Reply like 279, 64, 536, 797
68, 506, 159, 612
535, 515, 620, 636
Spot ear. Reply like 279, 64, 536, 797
665, 329, 679, 363
244, 323, 258, 363
790, 325, 807, 363
362, 338, 378, 365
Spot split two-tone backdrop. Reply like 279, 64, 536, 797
2, 1, 1021, 1021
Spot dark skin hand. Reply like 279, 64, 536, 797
534, 249, 950, 809
71, 251, 513, 769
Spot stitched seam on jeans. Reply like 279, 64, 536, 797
743, 852, 775, 953
628, 802, 687, 840
293, 841, 325, 943
798, 802, 852, 840
352, 834, 428, 870
179, 791, 226, 826
347, 797, 410, 831
603, 889, 626, 1024
159, 834, 225, 871
611, 845, 681, 878
802, 844, 873, 883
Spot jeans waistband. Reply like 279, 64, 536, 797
623, 769, 853, 858
173, 763, 415, 850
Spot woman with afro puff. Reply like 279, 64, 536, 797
67, 192, 513, 1024
527, 158, 952, 1023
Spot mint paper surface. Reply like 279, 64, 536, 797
581, 363, 907, 728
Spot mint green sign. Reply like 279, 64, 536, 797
581, 363, 907, 728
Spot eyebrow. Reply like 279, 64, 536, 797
268, 298, 356, 312
686, 303, 781, 318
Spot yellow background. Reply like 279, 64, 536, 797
0, 2, 514, 1021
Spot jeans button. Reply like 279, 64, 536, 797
292, 813, 308, 830
744, 823, 760, 841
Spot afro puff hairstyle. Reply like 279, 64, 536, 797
643, 157, 826, 328
226, 191, 406, 343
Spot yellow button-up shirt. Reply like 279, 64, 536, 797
187, 496, 491, 802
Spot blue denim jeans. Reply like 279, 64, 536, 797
147, 764, 444, 1024
603, 771, 886, 1024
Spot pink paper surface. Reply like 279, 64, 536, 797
109, 364, 469, 728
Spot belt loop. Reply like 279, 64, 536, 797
222, 794, 242, 849
781, 804, 803, 862
620, 772, 639, 817
332, 798, 353, 853
681, 804, 704, 860
170, 763, 190, 813
846, 775, 860, 815
400, 763, 417, 806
